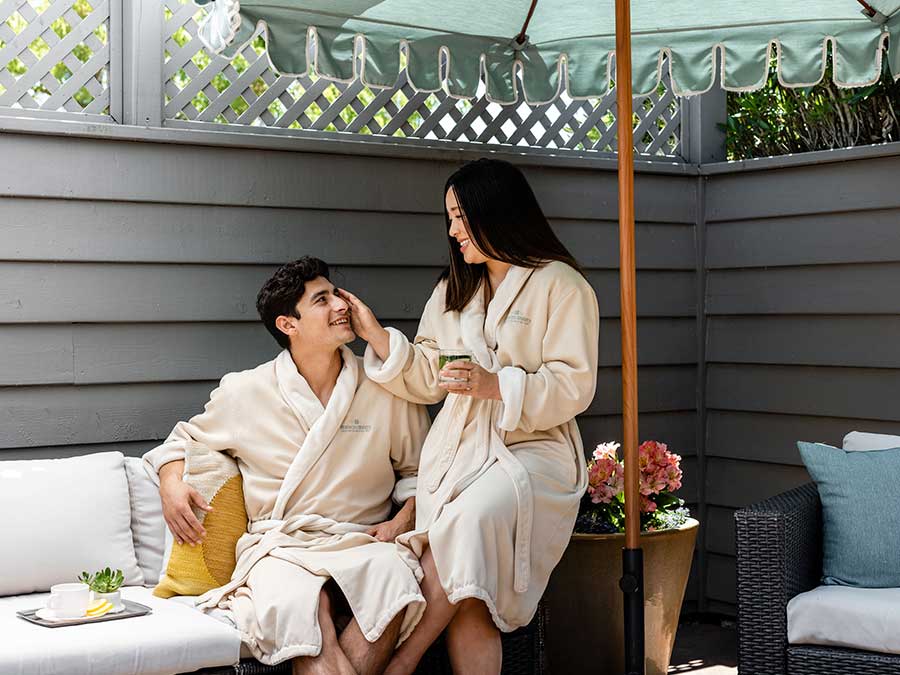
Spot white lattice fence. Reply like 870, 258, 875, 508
163, 0, 682, 157
0, 0, 110, 116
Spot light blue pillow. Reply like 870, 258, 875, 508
797, 441, 900, 588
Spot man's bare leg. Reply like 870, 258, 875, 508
339, 612, 403, 675
293, 588, 357, 675
383, 547, 459, 675
445, 598, 501, 675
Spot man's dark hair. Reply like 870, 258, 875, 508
256, 257, 330, 348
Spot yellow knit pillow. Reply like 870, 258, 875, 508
153, 443, 247, 599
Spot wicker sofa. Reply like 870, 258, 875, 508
735, 482, 900, 675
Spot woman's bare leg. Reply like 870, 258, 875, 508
293, 588, 357, 675
445, 598, 501, 675
383, 547, 458, 675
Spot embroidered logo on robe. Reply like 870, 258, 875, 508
507, 310, 532, 326
340, 418, 372, 433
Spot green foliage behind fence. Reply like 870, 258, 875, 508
725, 58, 900, 160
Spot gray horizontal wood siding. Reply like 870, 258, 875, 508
0, 133, 699, 534
702, 151, 900, 612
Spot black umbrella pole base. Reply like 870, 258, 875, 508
620, 547, 645, 675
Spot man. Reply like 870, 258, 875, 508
143, 257, 430, 675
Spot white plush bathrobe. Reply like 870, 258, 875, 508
365, 261, 599, 631
143, 347, 430, 664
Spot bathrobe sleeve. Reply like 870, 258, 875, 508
498, 277, 599, 433
365, 284, 447, 406
389, 397, 431, 503
142, 373, 240, 485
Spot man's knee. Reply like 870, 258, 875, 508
318, 587, 333, 616
455, 597, 492, 623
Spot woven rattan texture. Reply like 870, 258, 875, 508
788, 644, 900, 674
735, 482, 822, 675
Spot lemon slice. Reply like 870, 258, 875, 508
85, 599, 113, 617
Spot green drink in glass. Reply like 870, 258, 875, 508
439, 349, 473, 383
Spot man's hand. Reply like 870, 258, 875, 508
366, 497, 415, 543
159, 461, 212, 546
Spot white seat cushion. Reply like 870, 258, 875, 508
0, 586, 241, 675
0, 451, 143, 595
169, 596, 255, 659
788, 585, 900, 655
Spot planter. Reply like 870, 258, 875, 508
544, 518, 698, 675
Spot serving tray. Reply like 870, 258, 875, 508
16, 599, 152, 628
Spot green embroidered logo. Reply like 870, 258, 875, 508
340, 418, 372, 433
507, 310, 532, 326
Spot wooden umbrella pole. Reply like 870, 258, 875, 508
615, 0, 644, 673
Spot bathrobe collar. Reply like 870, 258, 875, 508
271, 346, 359, 520
460, 265, 535, 371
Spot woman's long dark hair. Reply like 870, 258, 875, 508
441, 158, 582, 312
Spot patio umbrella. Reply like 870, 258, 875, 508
192, 1, 900, 672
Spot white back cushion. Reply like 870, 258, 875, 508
843, 431, 900, 452
124, 457, 166, 585
0, 451, 143, 595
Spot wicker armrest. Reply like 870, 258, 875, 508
734, 482, 823, 675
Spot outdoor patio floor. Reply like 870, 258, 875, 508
668, 617, 738, 675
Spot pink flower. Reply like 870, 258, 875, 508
587, 442, 624, 504
592, 441, 620, 462
640, 495, 657, 513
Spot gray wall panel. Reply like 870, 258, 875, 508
707, 364, 900, 422
0, 382, 216, 449
705, 506, 736, 557
576, 411, 697, 458
705, 154, 900, 222
0, 325, 73, 384
0, 316, 696, 387
706, 553, 736, 606
706, 210, 900, 269
701, 149, 900, 614
0, 441, 155, 462
708, 316, 900, 368
706, 411, 900, 465
0, 197, 695, 270
587, 366, 697, 416
0, 134, 697, 222
707, 263, 900, 315
0, 263, 696, 323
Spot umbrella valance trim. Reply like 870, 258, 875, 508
196, 0, 900, 104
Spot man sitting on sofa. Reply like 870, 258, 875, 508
143, 257, 430, 675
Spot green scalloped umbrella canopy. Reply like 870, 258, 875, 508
196, 0, 900, 102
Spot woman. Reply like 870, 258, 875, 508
342, 158, 599, 674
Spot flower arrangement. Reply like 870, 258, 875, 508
575, 440, 690, 534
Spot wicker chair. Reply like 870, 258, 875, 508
735, 482, 900, 675
193, 602, 545, 675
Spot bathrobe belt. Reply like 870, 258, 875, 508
195, 514, 369, 610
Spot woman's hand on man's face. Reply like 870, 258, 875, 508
337, 288, 381, 342
439, 360, 502, 400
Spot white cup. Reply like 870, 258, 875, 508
47, 582, 90, 619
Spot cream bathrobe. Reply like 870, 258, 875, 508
143, 347, 430, 665
364, 261, 599, 631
